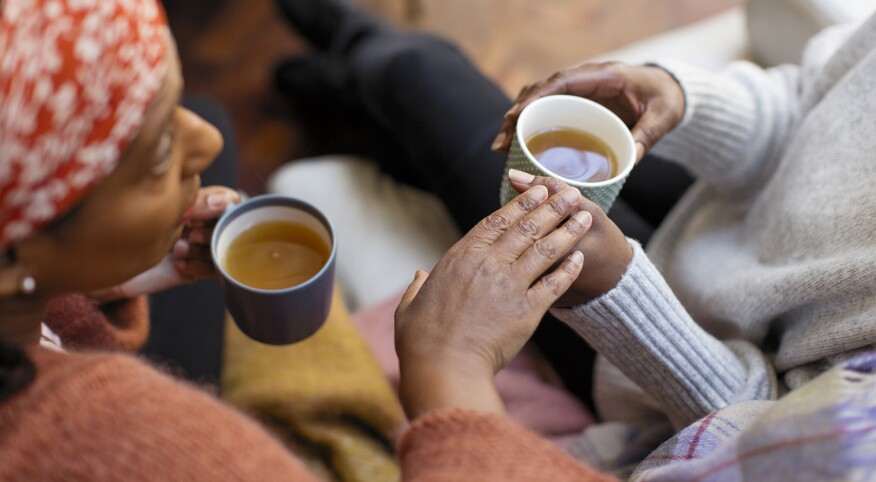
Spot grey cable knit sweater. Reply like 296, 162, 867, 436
553, 14, 876, 437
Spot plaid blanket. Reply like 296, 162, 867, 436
628, 350, 876, 481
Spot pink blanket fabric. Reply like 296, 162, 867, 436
351, 292, 594, 446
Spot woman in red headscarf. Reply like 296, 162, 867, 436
0, 0, 612, 479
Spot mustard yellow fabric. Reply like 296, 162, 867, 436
222, 289, 405, 482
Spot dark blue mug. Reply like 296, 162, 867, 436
211, 195, 337, 345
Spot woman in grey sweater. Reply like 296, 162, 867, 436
274, 0, 876, 473
497, 14, 876, 467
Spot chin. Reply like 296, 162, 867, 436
143, 224, 185, 268
163, 224, 185, 253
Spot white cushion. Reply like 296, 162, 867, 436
267, 156, 460, 311
590, 8, 749, 70
593, 0, 876, 70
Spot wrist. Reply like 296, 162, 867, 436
555, 240, 633, 308
399, 355, 504, 421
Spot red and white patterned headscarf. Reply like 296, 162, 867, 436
0, 0, 170, 247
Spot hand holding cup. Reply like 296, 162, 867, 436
493, 62, 686, 162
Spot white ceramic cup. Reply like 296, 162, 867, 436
499, 95, 636, 213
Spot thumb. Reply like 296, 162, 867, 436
630, 104, 679, 163
183, 187, 243, 222
397, 270, 429, 313
114, 256, 184, 298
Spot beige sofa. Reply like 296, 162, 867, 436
268, 0, 876, 312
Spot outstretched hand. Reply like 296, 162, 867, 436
90, 186, 242, 302
492, 62, 685, 162
395, 185, 591, 420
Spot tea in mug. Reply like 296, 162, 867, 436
525, 127, 617, 182
223, 220, 330, 290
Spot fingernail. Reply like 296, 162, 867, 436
188, 230, 205, 244
530, 185, 549, 201
561, 188, 580, 204
635, 142, 645, 161
505, 104, 519, 117
174, 239, 190, 256
491, 132, 507, 150
509, 169, 535, 184
574, 210, 592, 228
569, 251, 584, 264
207, 193, 227, 209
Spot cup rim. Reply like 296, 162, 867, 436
515, 94, 636, 188
210, 194, 337, 294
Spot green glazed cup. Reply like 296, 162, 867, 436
499, 95, 636, 213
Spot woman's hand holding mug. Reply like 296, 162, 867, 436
492, 62, 686, 162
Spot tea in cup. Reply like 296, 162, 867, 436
222, 220, 330, 291
524, 126, 618, 182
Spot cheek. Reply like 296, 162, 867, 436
112, 199, 184, 253
88, 215, 179, 270
73, 195, 184, 284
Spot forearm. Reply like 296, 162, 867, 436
649, 60, 799, 193
399, 357, 505, 421
552, 241, 778, 428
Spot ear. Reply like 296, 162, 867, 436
0, 271, 19, 298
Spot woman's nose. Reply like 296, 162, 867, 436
176, 106, 223, 178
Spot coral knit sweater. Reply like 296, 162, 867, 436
0, 295, 613, 481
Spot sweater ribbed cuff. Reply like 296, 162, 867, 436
552, 241, 746, 426
649, 60, 760, 188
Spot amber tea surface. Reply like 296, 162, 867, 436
223, 220, 330, 290
525, 127, 617, 182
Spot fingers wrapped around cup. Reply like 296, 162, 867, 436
493, 62, 685, 161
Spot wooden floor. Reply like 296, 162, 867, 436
165, 0, 742, 193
